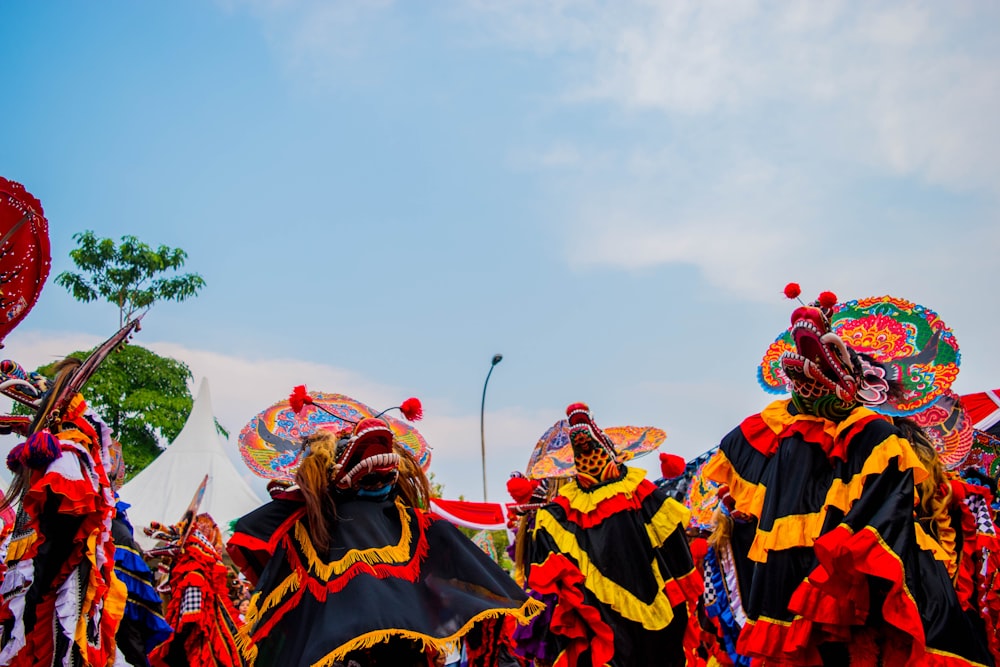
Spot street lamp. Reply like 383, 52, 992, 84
480, 353, 503, 502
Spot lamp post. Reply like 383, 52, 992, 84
480, 353, 503, 502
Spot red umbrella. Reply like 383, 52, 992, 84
0, 178, 50, 345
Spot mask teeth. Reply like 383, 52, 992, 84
339, 452, 400, 487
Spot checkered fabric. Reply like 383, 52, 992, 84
180, 586, 203, 617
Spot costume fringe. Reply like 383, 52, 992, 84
293, 498, 414, 578
310, 596, 545, 667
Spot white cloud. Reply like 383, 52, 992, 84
0, 330, 558, 502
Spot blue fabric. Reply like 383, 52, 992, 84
704, 546, 751, 667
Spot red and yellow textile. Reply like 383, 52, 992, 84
0, 404, 126, 667
705, 399, 994, 666
148, 514, 243, 667
521, 466, 702, 666
229, 490, 541, 666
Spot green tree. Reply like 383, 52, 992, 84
55, 231, 206, 327
47, 231, 211, 478
36, 345, 193, 480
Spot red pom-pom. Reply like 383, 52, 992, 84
817, 291, 838, 308
400, 397, 423, 421
507, 476, 539, 504
689, 536, 708, 563
289, 385, 313, 414
659, 452, 686, 479
783, 282, 801, 299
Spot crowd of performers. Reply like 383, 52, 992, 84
1, 178, 1000, 665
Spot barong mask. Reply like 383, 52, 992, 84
566, 402, 624, 488
778, 293, 866, 417
760, 284, 960, 421
331, 417, 401, 495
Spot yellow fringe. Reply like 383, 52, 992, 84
243, 571, 301, 633
645, 497, 691, 550
237, 591, 262, 664
557, 467, 647, 513
309, 596, 545, 667
294, 497, 414, 579
534, 509, 676, 630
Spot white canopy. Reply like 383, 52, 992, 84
120, 377, 264, 550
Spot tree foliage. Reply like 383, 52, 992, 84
55, 231, 206, 327
36, 344, 193, 481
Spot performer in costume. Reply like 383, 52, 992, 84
704, 286, 993, 665
517, 403, 702, 667
228, 392, 542, 667
0, 360, 130, 667
146, 503, 244, 667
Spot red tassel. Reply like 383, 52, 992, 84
783, 282, 801, 299
507, 476, 539, 504
400, 397, 423, 421
817, 291, 838, 308
6, 443, 24, 472
659, 452, 686, 479
289, 385, 313, 414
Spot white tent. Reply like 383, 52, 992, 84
120, 377, 264, 550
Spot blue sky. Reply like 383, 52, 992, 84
2, 1, 999, 502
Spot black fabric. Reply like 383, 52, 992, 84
527, 485, 694, 667
718, 405, 994, 665
233, 497, 531, 667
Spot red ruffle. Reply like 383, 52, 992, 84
529, 552, 615, 666
796, 525, 926, 664
740, 414, 780, 456
736, 616, 822, 666
552, 479, 656, 529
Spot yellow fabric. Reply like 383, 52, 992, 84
5, 531, 36, 563
914, 523, 951, 563
533, 509, 677, 631
557, 467, 647, 513
746, 434, 927, 562
645, 497, 692, 550
73, 531, 127, 661
294, 497, 414, 579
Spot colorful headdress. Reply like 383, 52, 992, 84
525, 406, 665, 480
238, 386, 429, 485
759, 287, 960, 418
565, 402, 628, 488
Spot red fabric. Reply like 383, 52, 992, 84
528, 553, 615, 667
149, 534, 242, 667
793, 525, 926, 665
737, 616, 822, 666
552, 479, 657, 529
740, 413, 781, 456
429, 498, 509, 530
960, 389, 1000, 430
